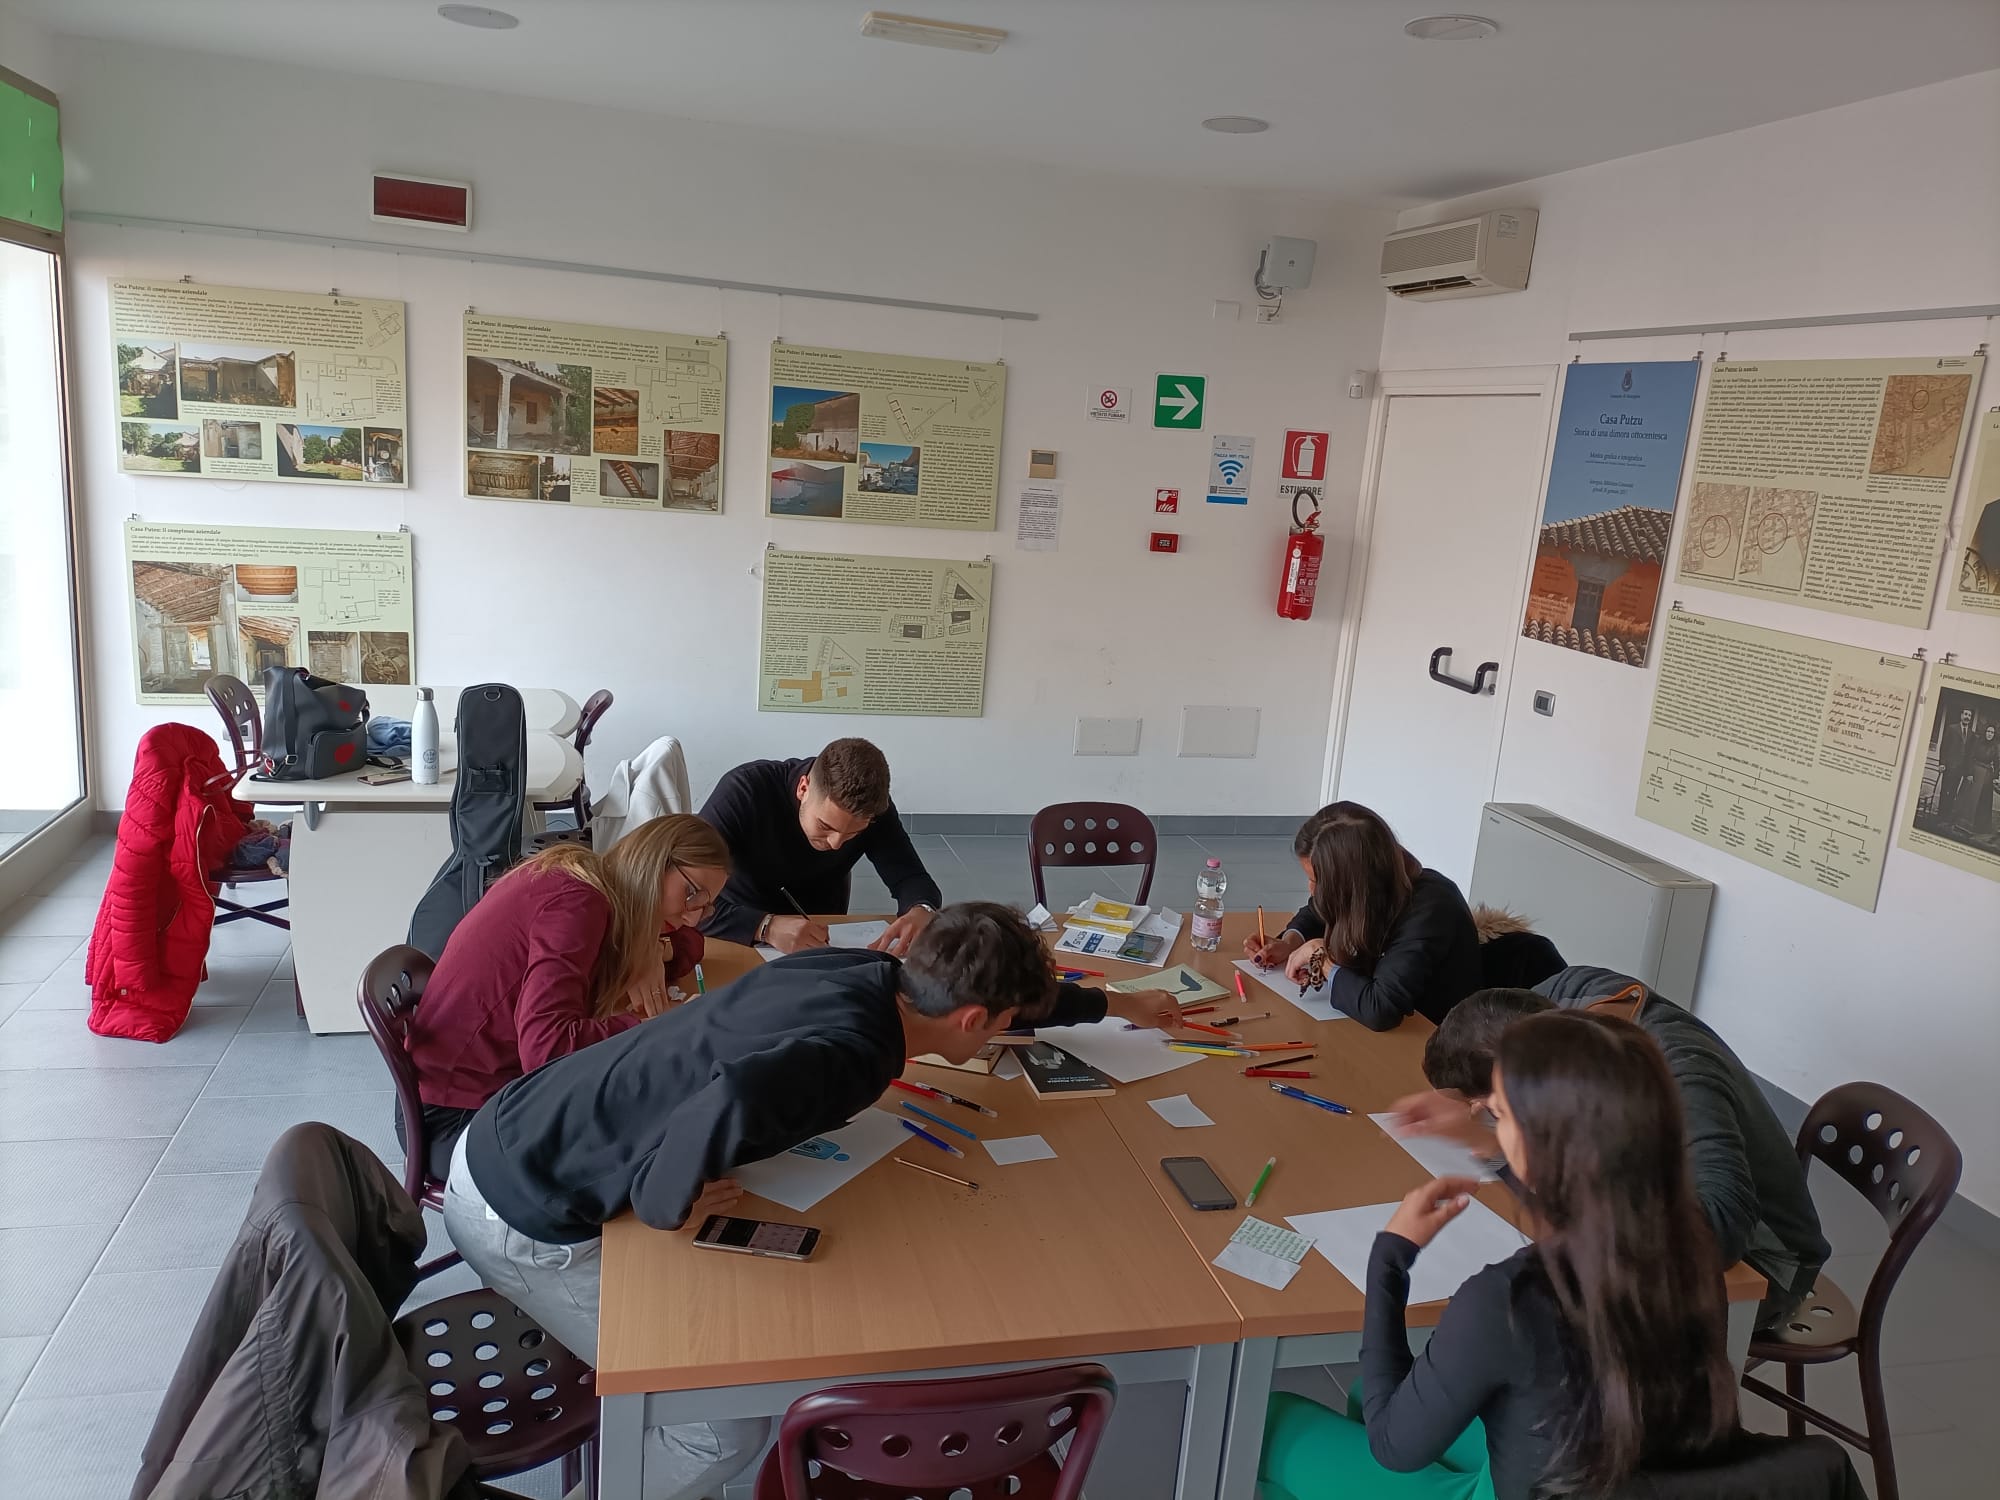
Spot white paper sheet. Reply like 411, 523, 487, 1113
983, 1134, 1057, 1165
992, 1050, 1024, 1081
754, 944, 783, 963
1234, 959, 1348, 1024
1016, 481, 1062, 551
1026, 903, 1056, 931
1033, 1017, 1203, 1083
827, 920, 889, 949
1369, 1112, 1500, 1183
1212, 1216, 1314, 1291
1286, 1197, 1529, 1305
735, 1109, 907, 1213
1148, 1094, 1215, 1128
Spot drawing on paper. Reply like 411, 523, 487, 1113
888, 393, 955, 442
770, 640, 861, 707
304, 559, 402, 627
642, 343, 724, 425
1736, 486, 1817, 593
1870, 374, 1972, 478
1682, 482, 1749, 580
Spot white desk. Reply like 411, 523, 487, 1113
239, 730, 581, 1034
362, 685, 582, 739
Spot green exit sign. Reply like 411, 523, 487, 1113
1153, 373, 1206, 429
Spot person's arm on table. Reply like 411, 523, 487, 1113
1245, 901, 1320, 968
865, 806, 943, 954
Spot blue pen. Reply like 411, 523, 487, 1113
900, 1118, 966, 1158
1269, 1081, 1351, 1115
900, 1100, 977, 1140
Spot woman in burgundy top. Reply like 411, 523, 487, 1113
399, 813, 731, 1181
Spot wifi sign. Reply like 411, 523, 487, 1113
1207, 435, 1255, 504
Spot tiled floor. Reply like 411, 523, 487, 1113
0, 835, 1990, 1497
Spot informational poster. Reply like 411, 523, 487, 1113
1207, 434, 1254, 504
462, 312, 727, 512
1948, 410, 2000, 616
111, 279, 408, 488
1638, 609, 1919, 910
124, 521, 414, 704
1897, 661, 2000, 885
768, 343, 1005, 530
1676, 354, 1984, 626
1522, 360, 1700, 666
759, 549, 990, 716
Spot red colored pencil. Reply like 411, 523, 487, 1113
1181, 1019, 1236, 1038
1234, 971, 1247, 1002
1243, 1041, 1310, 1051
1242, 1053, 1314, 1071
1246, 1068, 1315, 1079
1180, 1004, 1218, 1017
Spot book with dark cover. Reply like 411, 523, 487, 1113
1019, 1041, 1115, 1099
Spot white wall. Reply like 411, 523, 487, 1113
0, 10, 56, 88
52, 36, 1390, 818
1375, 72, 2000, 1210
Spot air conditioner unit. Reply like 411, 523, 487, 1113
1381, 208, 1537, 300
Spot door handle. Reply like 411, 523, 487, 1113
1429, 647, 1498, 696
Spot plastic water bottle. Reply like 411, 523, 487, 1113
1192, 858, 1227, 951
412, 687, 439, 785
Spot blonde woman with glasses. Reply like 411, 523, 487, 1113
400, 813, 730, 1180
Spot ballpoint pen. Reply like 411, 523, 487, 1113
1246, 1157, 1276, 1207
900, 1119, 966, 1157
778, 887, 811, 918
890, 1077, 999, 1119
900, 1100, 977, 1140
1269, 1081, 1351, 1115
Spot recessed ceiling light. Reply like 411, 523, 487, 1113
438, 4, 519, 30
860, 11, 1007, 53
1404, 15, 1500, 41
1202, 116, 1270, 135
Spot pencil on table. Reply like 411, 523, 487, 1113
894, 1156, 979, 1192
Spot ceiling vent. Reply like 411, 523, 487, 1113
1381, 208, 1537, 300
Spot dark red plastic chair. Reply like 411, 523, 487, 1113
535, 688, 614, 827
1028, 803, 1157, 908
754, 1363, 1116, 1500
356, 945, 446, 1214
1741, 1082, 1962, 1500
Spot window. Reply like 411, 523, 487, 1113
0, 67, 84, 861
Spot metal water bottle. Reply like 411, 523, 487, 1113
412, 687, 439, 785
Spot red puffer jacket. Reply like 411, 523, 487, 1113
87, 723, 253, 1042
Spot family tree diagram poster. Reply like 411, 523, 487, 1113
767, 343, 1006, 530
111, 279, 408, 488
759, 549, 991, 717
1676, 354, 1984, 627
462, 312, 728, 511
124, 521, 414, 704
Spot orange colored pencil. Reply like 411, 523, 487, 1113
1181, 1019, 1237, 1038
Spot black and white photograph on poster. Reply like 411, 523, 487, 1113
1898, 661, 2000, 885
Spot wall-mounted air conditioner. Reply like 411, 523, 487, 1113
1381, 208, 1537, 300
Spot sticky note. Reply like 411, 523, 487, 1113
983, 1134, 1057, 1165
1148, 1094, 1215, 1128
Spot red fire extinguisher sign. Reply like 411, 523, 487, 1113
1282, 430, 1328, 481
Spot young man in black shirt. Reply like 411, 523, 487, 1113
442, 902, 1178, 1500
699, 737, 942, 954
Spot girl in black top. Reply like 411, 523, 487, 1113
1260, 1011, 1738, 1500
1244, 801, 1481, 1029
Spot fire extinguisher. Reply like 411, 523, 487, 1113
1276, 490, 1324, 620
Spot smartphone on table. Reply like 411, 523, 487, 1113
692, 1214, 822, 1261
1161, 1156, 1235, 1212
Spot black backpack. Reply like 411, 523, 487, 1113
407, 684, 528, 959
256, 667, 369, 781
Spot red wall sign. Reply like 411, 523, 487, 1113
1282, 430, 1328, 481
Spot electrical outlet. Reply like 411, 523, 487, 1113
1256, 304, 1281, 324
1533, 690, 1556, 717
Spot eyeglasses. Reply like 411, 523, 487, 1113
670, 865, 717, 915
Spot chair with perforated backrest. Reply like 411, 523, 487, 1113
205, 674, 261, 775
534, 688, 614, 828
754, 1363, 1116, 1500
355, 945, 446, 1215
1740, 1082, 1962, 1500
1028, 803, 1157, 909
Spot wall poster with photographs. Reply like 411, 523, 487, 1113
1897, 660, 2000, 885
111, 279, 408, 487
768, 343, 1006, 530
463, 312, 727, 512
124, 520, 414, 704
1675, 353, 1984, 627
1947, 409, 2000, 617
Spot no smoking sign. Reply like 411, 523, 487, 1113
1087, 386, 1132, 423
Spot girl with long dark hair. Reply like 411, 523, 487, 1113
1259, 1011, 1739, 1499
1244, 800, 1481, 1029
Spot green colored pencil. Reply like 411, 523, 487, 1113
1246, 1156, 1277, 1207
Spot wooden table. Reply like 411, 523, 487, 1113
1074, 914, 1767, 1499
596, 1008, 1243, 1499
596, 912, 1766, 1500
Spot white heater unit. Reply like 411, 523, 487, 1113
1381, 208, 1537, 300
1469, 802, 1712, 1000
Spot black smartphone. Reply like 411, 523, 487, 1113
1162, 1156, 1235, 1212
692, 1214, 822, 1261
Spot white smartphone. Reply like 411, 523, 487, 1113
692, 1214, 822, 1261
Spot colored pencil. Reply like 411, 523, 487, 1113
900, 1119, 966, 1157
1181, 1020, 1237, 1038
1180, 1005, 1218, 1017
1168, 1043, 1250, 1057
693, 965, 706, 996
900, 1101, 977, 1140
1057, 966, 1106, 979
1246, 1069, 1314, 1080
1246, 1157, 1276, 1207
1243, 1041, 1311, 1051
894, 1157, 979, 1192
1257, 906, 1267, 946
1241, 1053, 1314, 1071
889, 1077, 998, 1118
1167, 1038, 1244, 1051
1234, 972, 1247, 1002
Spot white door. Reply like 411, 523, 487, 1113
1333, 389, 1551, 884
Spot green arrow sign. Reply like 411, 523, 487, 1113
1153, 373, 1206, 429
